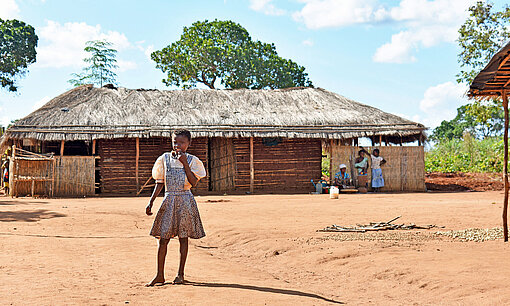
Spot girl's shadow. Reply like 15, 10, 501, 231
182, 281, 344, 304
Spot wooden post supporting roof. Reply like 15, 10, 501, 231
10, 145, 16, 198
92, 139, 96, 155
329, 139, 334, 183
60, 140, 64, 156
503, 90, 509, 242
468, 42, 510, 242
249, 137, 254, 193
135, 137, 140, 191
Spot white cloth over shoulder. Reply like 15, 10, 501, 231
371, 155, 384, 169
152, 153, 206, 190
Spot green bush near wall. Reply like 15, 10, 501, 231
425, 135, 504, 173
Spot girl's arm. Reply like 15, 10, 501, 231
360, 147, 372, 156
146, 182, 164, 215
178, 154, 199, 187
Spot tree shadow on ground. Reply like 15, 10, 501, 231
0, 199, 49, 206
182, 281, 344, 304
0, 209, 66, 222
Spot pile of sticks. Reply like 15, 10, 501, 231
318, 216, 440, 233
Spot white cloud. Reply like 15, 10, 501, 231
292, 0, 476, 63
32, 95, 50, 111
144, 45, 155, 61
302, 39, 314, 46
37, 21, 132, 69
418, 81, 468, 128
373, 30, 416, 63
249, 0, 286, 16
293, 0, 386, 29
0, 116, 10, 127
117, 59, 137, 72
0, 0, 19, 19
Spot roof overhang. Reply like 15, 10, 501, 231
469, 41, 510, 98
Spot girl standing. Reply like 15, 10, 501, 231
361, 148, 386, 192
146, 130, 206, 286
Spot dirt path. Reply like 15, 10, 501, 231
1, 192, 509, 305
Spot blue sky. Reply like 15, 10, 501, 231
1, 0, 508, 130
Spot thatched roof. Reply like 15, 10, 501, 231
3, 85, 425, 142
469, 41, 510, 98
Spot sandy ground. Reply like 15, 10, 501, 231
1, 191, 510, 305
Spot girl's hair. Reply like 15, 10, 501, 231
173, 129, 192, 141
373, 148, 380, 154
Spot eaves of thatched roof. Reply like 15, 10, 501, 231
469, 40, 510, 98
3, 85, 425, 142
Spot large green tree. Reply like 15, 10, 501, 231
69, 40, 118, 87
432, 2, 509, 141
0, 19, 38, 92
151, 19, 312, 89
430, 104, 503, 141
457, 1, 510, 85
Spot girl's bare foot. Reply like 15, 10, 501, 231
172, 275, 185, 284
146, 275, 165, 287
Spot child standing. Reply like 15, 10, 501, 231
361, 148, 386, 192
145, 130, 206, 286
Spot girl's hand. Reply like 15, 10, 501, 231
146, 203, 153, 216
178, 153, 188, 166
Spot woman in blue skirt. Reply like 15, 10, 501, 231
361, 148, 386, 192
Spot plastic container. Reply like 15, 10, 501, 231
329, 186, 339, 199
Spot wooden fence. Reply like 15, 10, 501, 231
9, 147, 95, 197
330, 145, 426, 192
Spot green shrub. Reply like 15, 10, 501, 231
425, 136, 504, 173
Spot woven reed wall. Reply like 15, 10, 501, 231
330, 145, 426, 192
53, 156, 95, 196
10, 158, 53, 197
11, 156, 95, 197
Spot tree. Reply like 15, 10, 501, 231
457, 1, 510, 85
430, 103, 504, 141
430, 105, 478, 141
444, 2, 510, 141
69, 40, 118, 87
0, 19, 38, 92
466, 99, 504, 137
151, 19, 312, 89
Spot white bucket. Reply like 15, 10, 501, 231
329, 186, 339, 199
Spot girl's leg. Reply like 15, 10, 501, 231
173, 237, 188, 284
146, 238, 170, 286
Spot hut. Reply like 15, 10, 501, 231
468, 40, 510, 242
1, 85, 426, 196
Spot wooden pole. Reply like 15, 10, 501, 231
10, 145, 16, 197
329, 139, 334, 183
135, 137, 140, 191
60, 140, 65, 156
249, 137, 254, 193
379, 135, 382, 146
92, 139, 96, 155
503, 90, 509, 242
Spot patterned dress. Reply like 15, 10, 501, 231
150, 153, 206, 239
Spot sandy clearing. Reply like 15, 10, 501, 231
1, 191, 509, 305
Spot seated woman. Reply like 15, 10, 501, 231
334, 164, 351, 188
